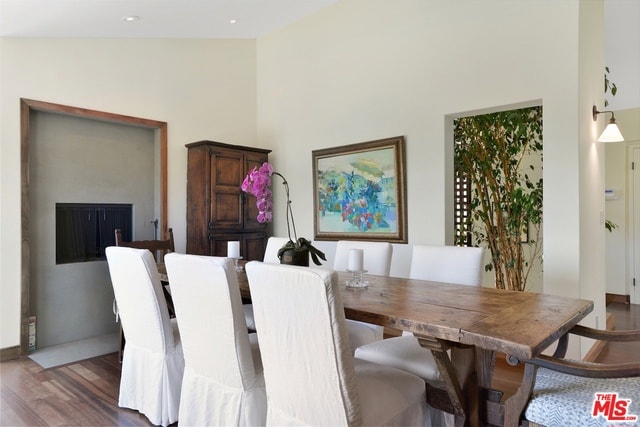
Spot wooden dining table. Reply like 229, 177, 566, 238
233, 264, 593, 427
160, 261, 593, 426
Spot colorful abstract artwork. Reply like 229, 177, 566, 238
312, 136, 407, 243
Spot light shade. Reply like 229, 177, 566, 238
593, 105, 625, 143
598, 121, 625, 143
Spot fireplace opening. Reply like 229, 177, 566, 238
56, 203, 132, 264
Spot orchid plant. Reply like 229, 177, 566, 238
241, 162, 326, 265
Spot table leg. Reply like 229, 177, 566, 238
502, 363, 536, 426
417, 337, 478, 427
482, 356, 537, 427
476, 348, 496, 424
452, 345, 478, 427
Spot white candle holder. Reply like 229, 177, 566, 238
346, 269, 368, 288
232, 257, 244, 272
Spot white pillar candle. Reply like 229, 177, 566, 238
228, 241, 240, 259
348, 248, 364, 271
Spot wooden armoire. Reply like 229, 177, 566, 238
185, 140, 271, 261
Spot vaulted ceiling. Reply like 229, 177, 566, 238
0, 0, 339, 38
0, 0, 637, 109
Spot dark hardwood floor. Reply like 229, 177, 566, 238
0, 352, 153, 426
1, 302, 637, 426
594, 302, 640, 364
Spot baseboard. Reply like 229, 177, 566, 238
606, 293, 630, 305
0, 345, 21, 362
582, 312, 615, 362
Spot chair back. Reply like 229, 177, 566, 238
115, 228, 175, 262
246, 261, 361, 425
333, 240, 393, 276
263, 236, 291, 263
164, 253, 259, 388
105, 246, 176, 354
409, 244, 484, 286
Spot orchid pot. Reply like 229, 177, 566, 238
241, 162, 326, 266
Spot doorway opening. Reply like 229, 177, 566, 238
631, 146, 640, 304
448, 102, 543, 293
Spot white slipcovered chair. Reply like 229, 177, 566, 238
333, 240, 393, 275
245, 261, 427, 426
105, 246, 184, 427
406, 244, 485, 287
354, 244, 483, 425
263, 236, 290, 264
334, 240, 393, 352
244, 236, 291, 331
164, 253, 267, 426
355, 244, 484, 377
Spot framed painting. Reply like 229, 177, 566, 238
312, 136, 407, 243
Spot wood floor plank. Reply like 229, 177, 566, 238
594, 302, 640, 364
41, 380, 74, 401
1, 353, 154, 426
0, 386, 48, 426
68, 363, 101, 381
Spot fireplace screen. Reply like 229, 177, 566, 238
56, 203, 132, 264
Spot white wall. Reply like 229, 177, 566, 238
256, 0, 606, 357
605, 0, 640, 111
0, 38, 257, 350
577, 0, 608, 355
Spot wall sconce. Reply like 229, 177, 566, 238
593, 106, 624, 143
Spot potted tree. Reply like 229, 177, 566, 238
454, 106, 543, 291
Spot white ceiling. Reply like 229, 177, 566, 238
0, 0, 637, 109
0, 0, 340, 39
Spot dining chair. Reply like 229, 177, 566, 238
407, 244, 485, 287
245, 261, 427, 426
243, 236, 292, 332
105, 246, 184, 427
333, 240, 393, 275
164, 253, 267, 426
263, 236, 291, 264
334, 240, 393, 352
353, 244, 484, 424
114, 227, 175, 263
114, 227, 176, 361
521, 325, 640, 427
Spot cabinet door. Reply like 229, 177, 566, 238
243, 151, 269, 231
209, 149, 243, 230
186, 144, 212, 255
208, 232, 266, 261
186, 141, 269, 258
243, 232, 267, 261
209, 233, 243, 258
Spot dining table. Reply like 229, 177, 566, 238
161, 261, 594, 427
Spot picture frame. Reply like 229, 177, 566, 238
312, 136, 407, 243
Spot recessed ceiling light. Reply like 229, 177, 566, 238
121, 16, 140, 22
229, 19, 237, 24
